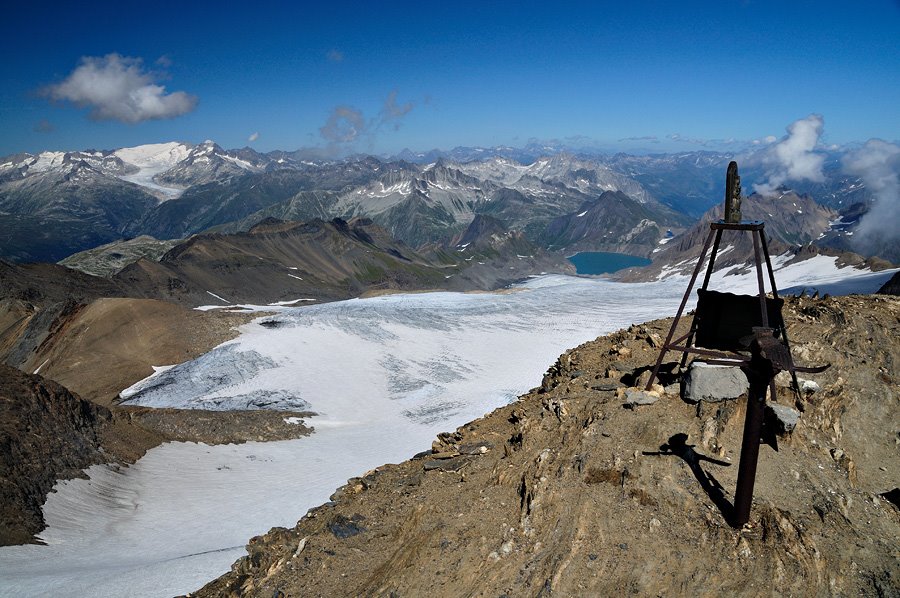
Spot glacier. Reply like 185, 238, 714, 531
0, 269, 894, 597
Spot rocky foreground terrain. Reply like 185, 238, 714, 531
193, 294, 899, 597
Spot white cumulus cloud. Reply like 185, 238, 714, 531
43, 53, 197, 123
752, 115, 826, 195
843, 139, 900, 257
248, 132, 260, 142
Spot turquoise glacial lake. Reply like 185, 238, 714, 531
567, 251, 651, 275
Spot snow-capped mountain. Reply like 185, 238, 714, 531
332, 162, 490, 246
0, 142, 283, 261
152, 141, 269, 188
1, 141, 270, 202
329, 157, 678, 247
453, 153, 652, 203
0, 141, 890, 265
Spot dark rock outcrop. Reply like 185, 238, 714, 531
0, 365, 111, 545
877, 271, 900, 295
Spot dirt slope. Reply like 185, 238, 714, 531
193, 295, 900, 597
16, 297, 254, 406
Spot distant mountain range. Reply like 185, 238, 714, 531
0, 141, 880, 265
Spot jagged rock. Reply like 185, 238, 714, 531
622, 388, 660, 407
327, 514, 366, 539
423, 456, 471, 472
430, 451, 459, 460
683, 362, 747, 403
0, 365, 111, 545
592, 380, 622, 392
636, 370, 652, 388
799, 379, 820, 394
766, 402, 801, 434
458, 442, 492, 455
876, 271, 900, 295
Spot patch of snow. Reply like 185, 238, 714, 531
114, 142, 190, 168
287, 274, 303, 280
29, 152, 66, 172
576, 211, 588, 218
32, 359, 50, 375
205, 291, 230, 304
220, 154, 254, 169
283, 417, 304, 425
266, 299, 316, 306
114, 142, 191, 200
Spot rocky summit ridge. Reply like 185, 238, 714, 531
192, 294, 900, 597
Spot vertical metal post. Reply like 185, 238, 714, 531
734, 331, 778, 527
733, 368, 768, 526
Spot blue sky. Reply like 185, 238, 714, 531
1, 1, 898, 156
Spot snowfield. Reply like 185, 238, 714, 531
114, 142, 191, 199
0, 267, 894, 597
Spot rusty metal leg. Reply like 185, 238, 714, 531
751, 231, 779, 401
758, 228, 779, 299
677, 228, 724, 369
700, 228, 724, 291
733, 370, 769, 526
645, 227, 716, 390
752, 230, 769, 328
760, 231, 800, 395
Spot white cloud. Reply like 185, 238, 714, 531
319, 106, 366, 143
319, 91, 415, 149
248, 132, 259, 142
43, 53, 197, 123
381, 90, 412, 120
752, 115, 826, 195
843, 139, 900, 256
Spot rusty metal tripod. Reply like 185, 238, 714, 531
643, 218, 800, 396
643, 161, 829, 527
